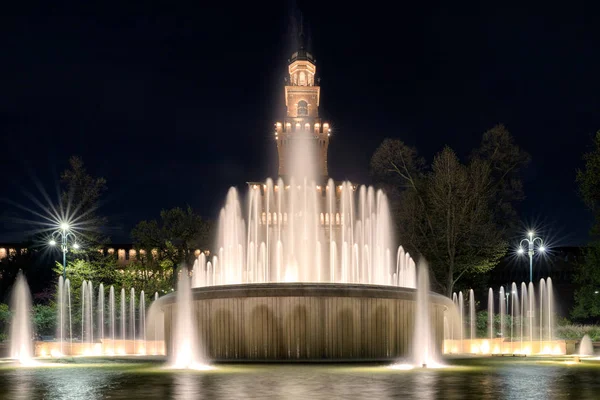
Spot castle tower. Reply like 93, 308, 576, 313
274, 24, 331, 182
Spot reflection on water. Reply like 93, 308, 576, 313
173, 374, 200, 400
1, 360, 600, 399
8, 370, 34, 400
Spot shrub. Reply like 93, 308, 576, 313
554, 325, 600, 341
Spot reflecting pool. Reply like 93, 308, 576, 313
1, 357, 600, 399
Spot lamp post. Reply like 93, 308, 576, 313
49, 222, 79, 280
517, 231, 545, 284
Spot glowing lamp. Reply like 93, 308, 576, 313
73, 243, 80, 250
49, 240, 57, 246
517, 247, 524, 254
60, 222, 70, 231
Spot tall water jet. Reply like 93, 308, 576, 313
88, 281, 94, 345
109, 285, 115, 353
412, 260, 438, 367
510, 282, 519, 353
130, 288, 136, 353
147, 292, 164, 355
65, 279, 72, 352
139, 290, 146, 354
579, 335, 594, 356
539, 278, 546, 350
9, 272, 34, 364
458, 291, 464, 352
528, 282, 535, 343
170, 269, 205, 369
499, 286, 505, 340
547, 277, 554, 343
98, 283, 104, 345
488, 288, 494, 340
520, 282, 528, 350
57, 276, 65, 354
469, 289, 475, 340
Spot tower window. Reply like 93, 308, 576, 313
299, 71, 306, 86
297, 100, 308, 116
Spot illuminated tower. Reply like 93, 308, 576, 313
274, 25, 331, 181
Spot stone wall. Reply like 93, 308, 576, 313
160, 283, 452, 361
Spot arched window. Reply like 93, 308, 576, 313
299, 71, 306, 86
297, 100, 308, 116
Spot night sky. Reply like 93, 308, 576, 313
0, 1, 597, 245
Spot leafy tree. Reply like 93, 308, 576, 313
131, 206, 211, 285
576, 131, 600, 236
571, 244, 600, 322
371, 126, 527, 296
571, 131, 600, 321
59, 156, 108, 249
471, 124, 531, 231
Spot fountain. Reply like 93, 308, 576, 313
488, 288, 494, 340
170, 269, 205, 369
192, 180, 417, 288
412, 261, 438, 367
579, 335, 594, 356
444, 278, 565, 355
32, 280, 164, 358
9, 272, 34, 364
146, 293, 165, 356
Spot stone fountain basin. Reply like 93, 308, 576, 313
157, 283, 453, 362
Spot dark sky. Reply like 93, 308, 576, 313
0, 1, 596, 245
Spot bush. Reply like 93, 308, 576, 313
554, 325, 600, 341
33, 304, 56, 337
475, 311, 513, 338
0, 303, 10, 340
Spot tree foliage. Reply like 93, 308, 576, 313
572, 132, 600, 320
371, 125, 528, 296
576, 131, 600, 236
60, 156, 108, 248
571, 243, 600, 322
131, 206, 212, 285
32, 304, 56, 337
471, 125, 530, 231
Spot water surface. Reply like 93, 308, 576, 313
0, 357, 598, 399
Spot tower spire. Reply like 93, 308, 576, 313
298, 12, 305, 51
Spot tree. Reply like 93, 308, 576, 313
576, 131, 600, 236
131, 206, 212, 285
371, 126, 527, 296
571, 131, 600, 321
571, 243, 600, 322
471, 124, 531, 232
60, 156, 108, 248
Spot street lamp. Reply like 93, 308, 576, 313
517, 231, 545, 284
48, 222, 79, 280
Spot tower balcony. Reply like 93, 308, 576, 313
274, 121, 331, 136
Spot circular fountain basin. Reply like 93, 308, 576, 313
157, 283, 453, 361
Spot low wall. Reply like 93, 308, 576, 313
158, 283, 453, 361
34, 340, 165, 357
444, 338, 567, 355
